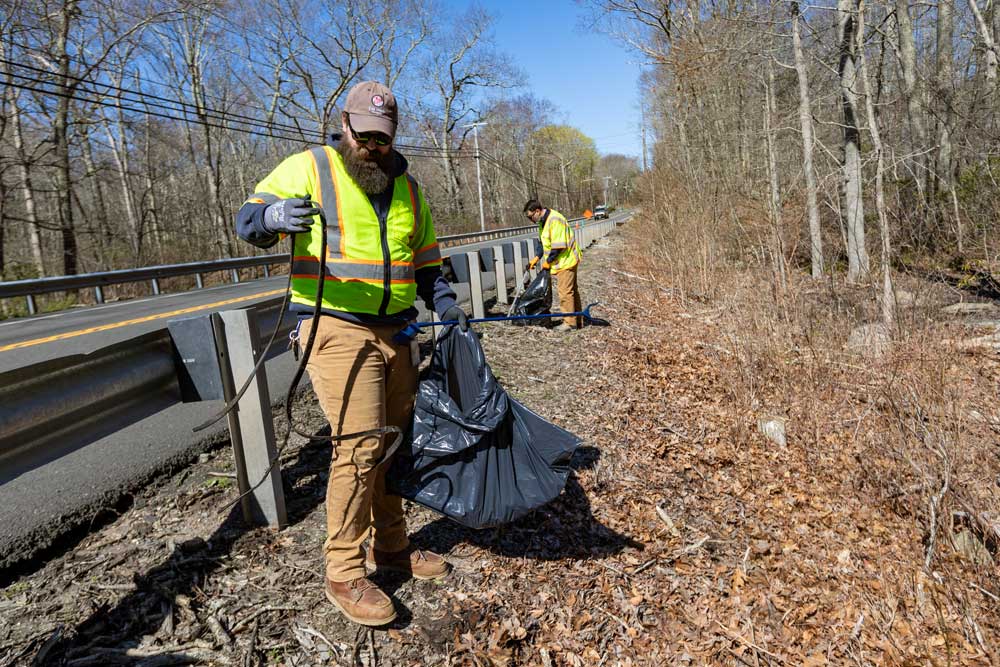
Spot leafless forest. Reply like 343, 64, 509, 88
0, 0, 638, 315
604, 0, 1000, 300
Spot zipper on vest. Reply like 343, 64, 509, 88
377, 208, 392, 316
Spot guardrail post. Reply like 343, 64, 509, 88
151, 279, 160, 296
465, 251, 485, 319
212, 308, 287, 529
26, 295, 36, 315
512, 242, 525, 294
492, 244, 508, 305
95, 286, 104, 304
231, 269, 240, 284
196, 273, 204, 289
263, 265, 270, 278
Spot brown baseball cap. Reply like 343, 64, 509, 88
343, 81, 398, 139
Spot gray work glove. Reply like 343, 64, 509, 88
441, 305, 469, 331
263, 196, 320, 235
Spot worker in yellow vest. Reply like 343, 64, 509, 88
525, 199, 583, 330
235, 81, 464, 627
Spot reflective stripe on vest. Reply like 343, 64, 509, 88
543, 210, 581, 273
290, 146, 431, 316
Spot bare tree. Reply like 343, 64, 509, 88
763, 61, 787, 291
858, 0, 895, 327
791, 1, 823, 278
838, 0, 869, 281
893, 0, 930, 215
420, 7, 521, 222
935, 0, 955, 203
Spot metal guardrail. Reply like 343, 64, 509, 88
0, 330, 178, 463
0, 221, 579, 315
0, 214, 627, 476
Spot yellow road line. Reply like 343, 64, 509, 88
0, 288, 288, 353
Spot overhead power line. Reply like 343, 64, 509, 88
3, 57, 582, 198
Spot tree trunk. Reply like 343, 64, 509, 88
142, 122, 163, 261
8, 87, 45, 276
106, 73, 143, 262
80, 130, 112, 270
764, 63, 787, 291
440, 122, 466, 221
54, 0, 79, 275
838, 0, 869, 281
968, 0, 999, 87
0, 176, 5, 281
935, 0, 955, 200
858, 0, 895, 328
894, 0, 930, 211
792, 2, 824, 278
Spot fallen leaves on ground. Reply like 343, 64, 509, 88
1, 227, 998, 666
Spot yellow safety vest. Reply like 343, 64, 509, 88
245, 146, 442, 316
539, 208, 581, 273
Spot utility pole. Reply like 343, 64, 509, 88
463, 122, 488, 231
641, 124, 648, 172
602, 175, 612, 206
582, 178, 595, 212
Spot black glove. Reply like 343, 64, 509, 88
263, 196, 321, 234
441, 305, 469, 331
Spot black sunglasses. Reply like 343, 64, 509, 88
346, 115, 391, 146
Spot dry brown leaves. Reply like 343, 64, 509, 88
2, 228, 998, 666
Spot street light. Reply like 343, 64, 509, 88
462, 122, 488, 231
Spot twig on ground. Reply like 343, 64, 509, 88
597, 561, 632, 579
632, 558, 658, 575
714, 621, 786, 663
230, 606, 302, 634
609, 269, 678, 295
65, 642, 230, 666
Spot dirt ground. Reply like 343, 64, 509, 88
1, 227, 998, 666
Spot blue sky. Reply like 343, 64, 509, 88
477, 0, 644, 158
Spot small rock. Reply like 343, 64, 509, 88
198, 453, 211, 464
894, 289, 916, 308
751, 539, 771, 555
954, 332, 1000, 350
757, 417, 787, 448
942, 302, 998, 316
952, 529, 994, 566
847, 323, 891, 358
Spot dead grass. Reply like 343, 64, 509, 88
1, 204, 998, 665
625, 183, 1000, 664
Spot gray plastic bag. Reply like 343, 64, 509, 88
387, 326, 580, 529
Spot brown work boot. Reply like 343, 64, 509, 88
367, 546, 450, 580
324, 577, 396, 626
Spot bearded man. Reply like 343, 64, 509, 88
235, 81, 467, 626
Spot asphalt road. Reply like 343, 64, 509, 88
0, 214, 626, 575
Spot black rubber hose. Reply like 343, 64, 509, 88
220, 207, 402, 514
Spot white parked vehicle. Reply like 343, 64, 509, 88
593, 205, 608, 220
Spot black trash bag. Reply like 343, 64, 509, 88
387, 326, 580, 529
508, 269, 552, 324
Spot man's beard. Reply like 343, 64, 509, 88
340, 141, 393, 194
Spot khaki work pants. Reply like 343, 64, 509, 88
554, 265, 582, 328
300, 315, 417, 582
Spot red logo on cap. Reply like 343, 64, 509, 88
372, 95, 384, 107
